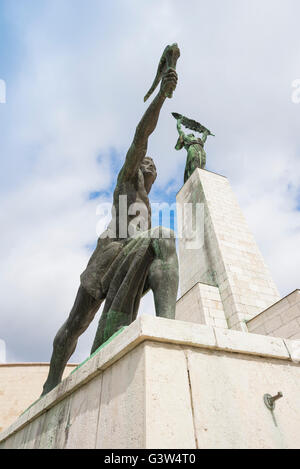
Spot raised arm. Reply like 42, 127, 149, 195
176, 117, 185, 139
174, 117, 186, 151
118, 68, 178, 182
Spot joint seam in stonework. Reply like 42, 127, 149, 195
282, 339, 292, 360
183, 349, 199, 449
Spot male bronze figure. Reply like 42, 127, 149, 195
42, 44, 180, 396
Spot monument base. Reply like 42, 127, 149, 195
1, 315, 300, 449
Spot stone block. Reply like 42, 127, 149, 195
281, 305, 300, 325
144, 343, 196, 449
0, 363, 77, 434
96, 344, 145, 449
64, 375, 103, 449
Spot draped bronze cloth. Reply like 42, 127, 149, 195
80, 230, 157, 329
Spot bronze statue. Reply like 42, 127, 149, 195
41, 44, 180, 396
172, 113, 215, 183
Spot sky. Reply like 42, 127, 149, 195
0, 0, 299, 364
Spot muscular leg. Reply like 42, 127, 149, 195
148, 230, 179, 319
41, 285, 103, 396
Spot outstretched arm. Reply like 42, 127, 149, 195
119, 68, 178, 181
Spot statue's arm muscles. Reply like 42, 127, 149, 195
119, 91, 166, 181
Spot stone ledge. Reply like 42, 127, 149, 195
0, 314, 298, 444
215, 328, 289, 359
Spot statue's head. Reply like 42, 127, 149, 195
188, 133, 195, 139
140, 157, 157, 193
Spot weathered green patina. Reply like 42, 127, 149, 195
173, 113, 215, 183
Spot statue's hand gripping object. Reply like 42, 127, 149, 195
144, 44, 180, 102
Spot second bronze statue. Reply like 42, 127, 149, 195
172, 112, 215, 183
41, 44, 181, 396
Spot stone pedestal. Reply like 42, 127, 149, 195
1, 315, 300, 449
176, 169, 280, 331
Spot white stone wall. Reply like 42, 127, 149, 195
247, 290, 300, 339
1, 316, 300, 449
177, 169, 280, 331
